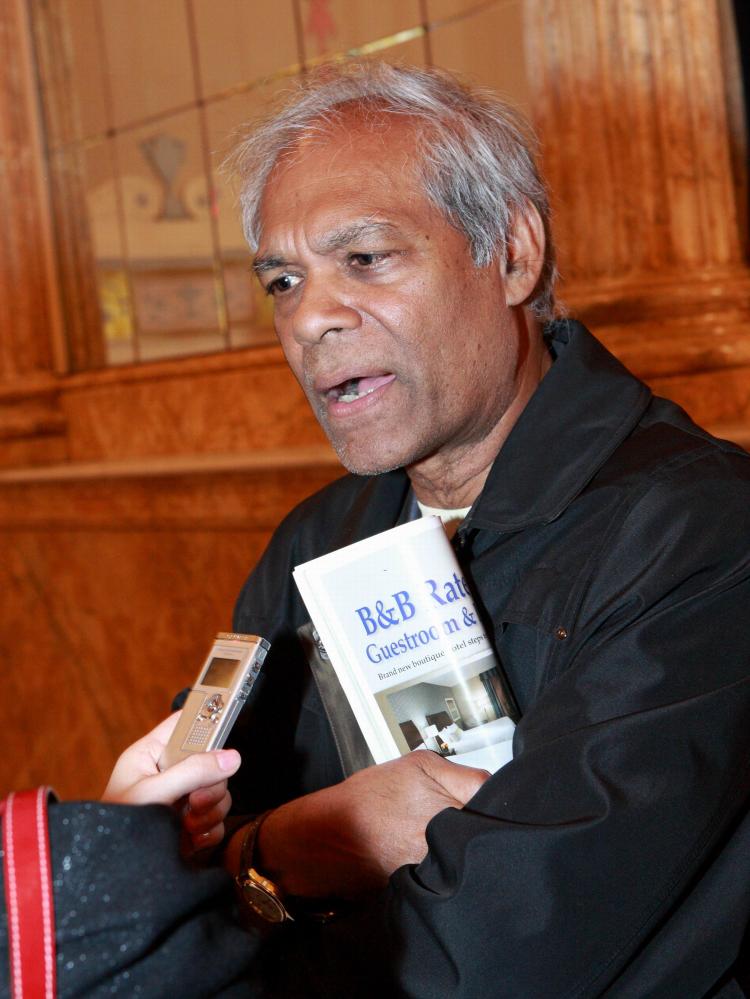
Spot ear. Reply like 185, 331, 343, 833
501, 202, 546, 308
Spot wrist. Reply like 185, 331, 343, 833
232, 806, 342, 924
226, 811, 284, 884
253, 805, 288, 886
235, 811, 294, 925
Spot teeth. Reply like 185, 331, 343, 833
338, 378, 360, 403
330, 376, 386, 404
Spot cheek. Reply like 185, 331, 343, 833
274, 325, 305, 383
364, 290, 413, 333
380, 280, 455, 354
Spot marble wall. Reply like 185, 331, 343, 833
1, 0, 749, 798
0, 460, 339, 797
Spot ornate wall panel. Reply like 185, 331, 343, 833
0, 0, 748, 796
526, 0, 750, 436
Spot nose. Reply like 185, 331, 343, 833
289, 275, 361, 345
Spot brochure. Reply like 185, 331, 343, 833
293, 516, 516, 773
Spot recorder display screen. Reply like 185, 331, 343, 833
201, 656, 240, 687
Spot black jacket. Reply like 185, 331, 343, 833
230, 320, 750, 998
0, 802, 261, 998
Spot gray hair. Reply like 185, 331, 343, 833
229, 61, 557, 320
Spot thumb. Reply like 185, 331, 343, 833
132, 749, 241, 806
425, 754, 491, 806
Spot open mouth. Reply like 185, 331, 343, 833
326, 373, 395, 403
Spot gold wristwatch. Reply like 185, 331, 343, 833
234, 812, 294, 924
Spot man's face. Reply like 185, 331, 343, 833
255, 118, 527, 482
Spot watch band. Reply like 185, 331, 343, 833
237, 810, 270, 873
235, 812, 294, 924
234, 811, 341, 925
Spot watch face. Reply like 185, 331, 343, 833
241, 881, 288, 923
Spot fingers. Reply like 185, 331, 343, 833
147, 749, 241, 805
181, 820, 227, 857
144, 711, 182, 745
123, 712, 183, 761
102, 712, 185, 800
144, 711, 182, 753
108, 748, 241, 807
181, 787, 233, 856
183, 783, 231, 834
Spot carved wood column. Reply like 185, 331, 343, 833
0, 0, 67, 464
525, 0, 750, 433
29, 0, 106, 372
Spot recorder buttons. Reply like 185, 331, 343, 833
181, 693, 225, 750
197, 693, 225, 724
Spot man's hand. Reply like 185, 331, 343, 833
101, 713, 241, 855
227, 750, 489, 899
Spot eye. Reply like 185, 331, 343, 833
265, 273, 302, 296
348, 252, 389, 268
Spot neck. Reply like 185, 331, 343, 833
408, 316, 550, 509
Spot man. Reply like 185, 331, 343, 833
180, 61, 750, 996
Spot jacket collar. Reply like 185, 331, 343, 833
468, 319, 652, 533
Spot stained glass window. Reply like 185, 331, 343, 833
29, 0, 528, 369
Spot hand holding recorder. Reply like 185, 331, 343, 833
101, 712, 241, 807
103, 632, 268, 854
157, 632, 269, 770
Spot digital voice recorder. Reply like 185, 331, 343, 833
158, 632, 269, 770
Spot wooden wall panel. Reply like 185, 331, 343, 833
0, 461, 342, 799
0, 0, 68, 468
0, 0, 63, 379
2, 526, 261, 799
60, 349, 330, 462
0, 0, 748, 802
527, 0, 743, 279
0, 0, 342, 797
525, 0, 750, 435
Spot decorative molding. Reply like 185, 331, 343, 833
29, 0, 107, 370
60, 342, 287, 390
0, 374, 67, 467
0, 458, 342, 531
0, 445, 339, 484
0, 396, 66, 442
560, 266, 750, 318
0, 0, 65, 380
563, 267, 750, 379
60, 355, 328, 463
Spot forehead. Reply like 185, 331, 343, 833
257, 115, 443, 243
274, 107, 421, 182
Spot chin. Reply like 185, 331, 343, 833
329, 430, 435, 478
330, 439, 412, 477
333, 450, 404, 478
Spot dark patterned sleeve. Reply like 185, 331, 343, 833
1, 801, 263, 998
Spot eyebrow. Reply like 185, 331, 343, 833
253, 219, 400, 274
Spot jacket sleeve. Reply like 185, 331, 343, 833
262, 457, 750, 999
0, 801, 262, 999
228, 494, 351, 814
